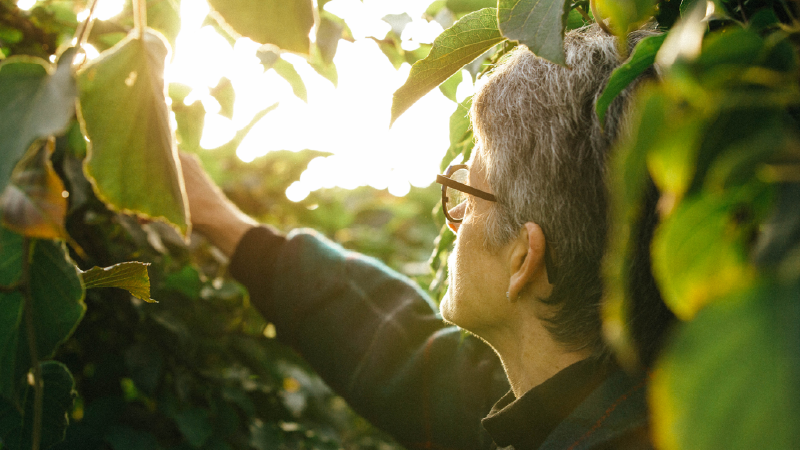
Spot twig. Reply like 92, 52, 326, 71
574, 5, 592, 24
22, 238, 43, 450
73, 0, 99, 49
133, 0, 147, 36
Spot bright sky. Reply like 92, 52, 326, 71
19, 0, 476, 200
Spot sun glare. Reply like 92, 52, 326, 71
167, 0, 475, 200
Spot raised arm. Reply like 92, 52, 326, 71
180, 153, 509, 449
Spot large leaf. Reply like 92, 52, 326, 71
596, 34, 666, 125
78, 30, 190, 236
207, 0, 314, 55
0, 231, 85, 403
81, 261, 153, 303
651, 279, 800, 449
497, 0, 570, 65
0, 52, 76, 194
0, 361, 76, 450
391, 8, 505, 125
651, 186, 766, 320
1, 137, 68, 240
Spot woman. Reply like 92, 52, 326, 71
181, 24, 666, 450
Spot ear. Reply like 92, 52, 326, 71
507, 222, 553, 302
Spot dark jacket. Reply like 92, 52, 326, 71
229, 227, 652, 450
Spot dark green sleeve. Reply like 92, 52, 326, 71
229, 227, 509, 450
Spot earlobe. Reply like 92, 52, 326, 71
507, 222, 552, 301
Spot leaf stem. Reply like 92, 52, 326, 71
22, 238, 43, 450
74, 0, 99, 49
574, 5, 592, 24
133, 0, 147, 37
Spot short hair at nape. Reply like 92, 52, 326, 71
471, 24, 660, 356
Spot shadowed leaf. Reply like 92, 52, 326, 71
0, 51, 76, 194
497, 0, 570, 65
651, 280, 800, 450
391, 8, 504, 124
596, 34, 665, 125
77, 30, 189, 236
81, 262, 153, 303
208, 0, 314, 54
1, 138, 67, 239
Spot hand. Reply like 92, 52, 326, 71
180, 152, 257, 257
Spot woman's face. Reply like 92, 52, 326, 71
439, 157, 513, 336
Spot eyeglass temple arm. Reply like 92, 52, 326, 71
435, 175, 497, 202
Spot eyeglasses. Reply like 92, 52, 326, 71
435, 164, 497, 224
435, 164, 558, 284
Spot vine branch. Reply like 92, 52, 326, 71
133, 0, 147, 36
22, 238, 43, 450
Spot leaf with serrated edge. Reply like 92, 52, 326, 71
391, 8, 505, 125
497, 0, 571, 65
596, 34, 665, 125
77, 30, 189, 236
81, 261, 153, 302
1, 137, 68, 239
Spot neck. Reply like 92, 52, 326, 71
487, 314, 591, 398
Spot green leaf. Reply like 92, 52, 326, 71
596, 34, 666, 125
210, 77, 235, 119
0, 361, 76, 450
651, 279, 800, 450
438, 70, 462, 102
81, 261, 153, 303
651, 186, 766, 320
317, 12, 345, 64
0, 52, 76, 194
1, 138, 68, 240
207, 0, 314, 54
0, 234, 85, 404
272, 58, 308, 103
77, 30, 189, 236
440, 96, 473, 172
308, 46, 338, 86
173, 408, 213, 448
497, 0, 570, 65
594, 0, 656, 36
447, 0, 496, 13
391, 8, 505, 125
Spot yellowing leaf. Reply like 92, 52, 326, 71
594, 0, 657, 36
77, 30, 189, 236
391, 8, 505, 125
208, 0, 314, 54
497, 0, 571, 65
81, 261, 153, 302
1, 138, 67, 239
651, 280, 800, 450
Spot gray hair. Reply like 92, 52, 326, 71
472, 24, 660, 354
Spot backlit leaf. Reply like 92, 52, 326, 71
81, 261, 153, 303
594, 0, 656, 36
210, 77, 235, 119
272, 58, 308, 103
651, 186, 766, 320
78, 30, 190, 236
651, 280, 800, 450
596, 34, 666, 125
0, 52, 76, 194
440, 97, 473, 172
207, 0, 314, 54
497, 0, 570, 65
438, 70, 463, 102
1, 138, 67, 239
391, 8, 504, 124
317, 12, 345, 64
447, 0, 495, 14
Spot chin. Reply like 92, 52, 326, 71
439, 290, 458, 325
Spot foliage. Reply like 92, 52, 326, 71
1, 0, 799, 448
